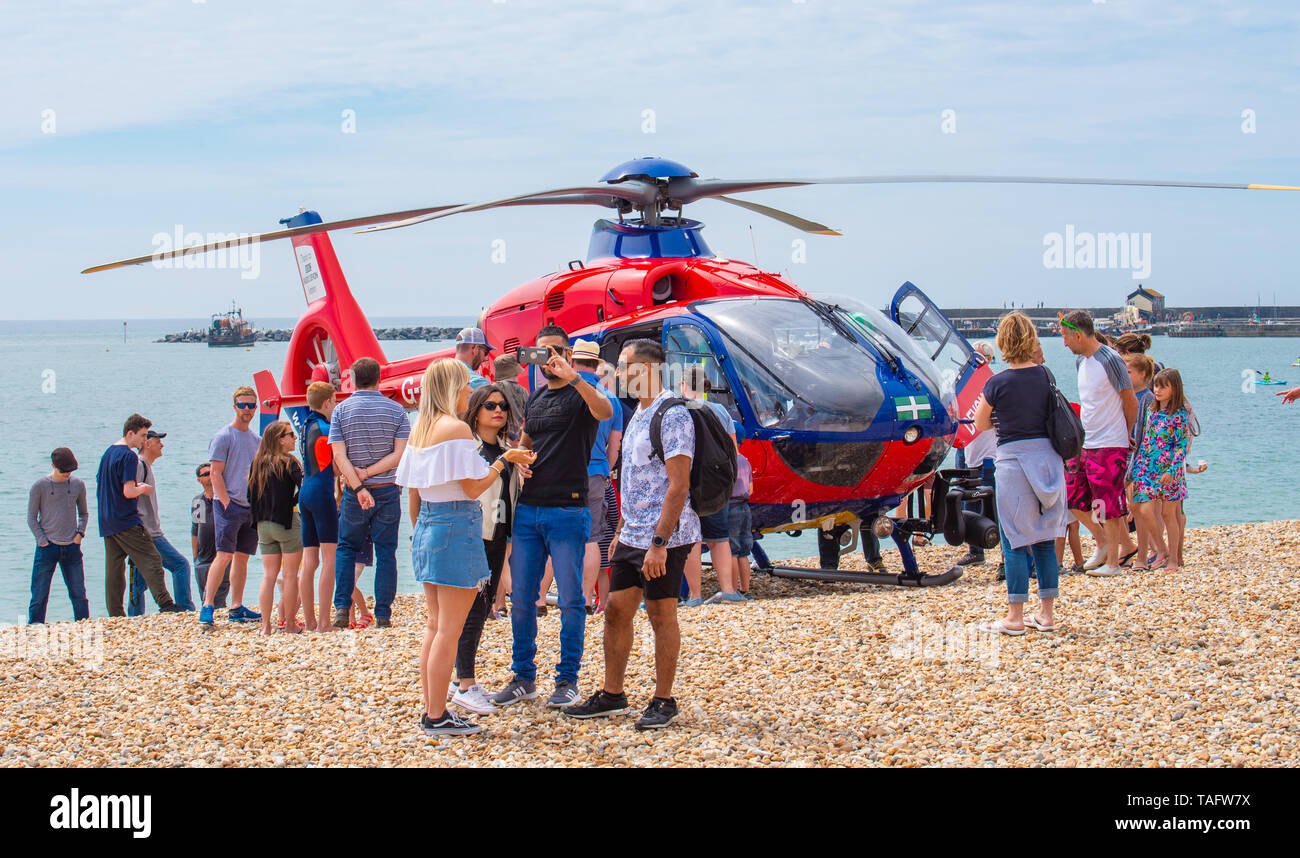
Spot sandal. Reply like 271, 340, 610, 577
1119, 548, 1139, 567
979, 619, 1026, 636
1024, 613, 1055, 631
350, 615, 374, 630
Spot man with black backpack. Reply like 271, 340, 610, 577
564, 338, 734, 730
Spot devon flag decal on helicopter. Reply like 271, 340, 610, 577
894, 395, 932, 420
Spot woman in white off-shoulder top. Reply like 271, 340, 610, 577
395, 359, 534, 737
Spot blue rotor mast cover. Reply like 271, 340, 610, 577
279, 210, 323, 228
600, 156, 697, 184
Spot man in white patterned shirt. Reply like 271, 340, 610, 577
564, 338, 697, 730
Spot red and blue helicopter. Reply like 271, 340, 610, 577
84, 157, 1297, 586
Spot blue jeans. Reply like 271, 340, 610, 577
30, 542, 89, 623
129, 536, 194, 615
333, 485, 400, 620
999, 528, 1059, 603
509, 503, 590, 685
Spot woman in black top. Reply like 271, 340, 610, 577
248, 421, 305, 634
449, 384, 524, 714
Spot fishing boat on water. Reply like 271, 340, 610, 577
209, 302, 255, 347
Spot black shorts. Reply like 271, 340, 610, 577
609, 541, 694, 602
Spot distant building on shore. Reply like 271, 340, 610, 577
1126, 286, 1166, 321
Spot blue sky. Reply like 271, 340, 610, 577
2, 0, 1298, 319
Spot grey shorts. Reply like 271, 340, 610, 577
586, 475, 610, 544
257, 512, 303, 555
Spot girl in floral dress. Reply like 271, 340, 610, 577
1128, 369, 1194, 573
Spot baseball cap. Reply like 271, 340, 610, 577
456, 327, 496, 352
51, 447, 78, 472
572, 340, 600, 361
146, 430, 167, 439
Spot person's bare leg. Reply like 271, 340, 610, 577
709, 540, 735, 594
300, 546, 319, 630
282, 551, 304, 633
644, 597, 680, 699
1004, 601, 1025, 627
426, 586, 478, 720
205, 551, 232, 607
1068, 522, 1083, 566
1175, 501, 1187, 567
602, 588, 640, 695
595, 565, 609, 613
582, 543, 601, 606
736, 556, 751, 592
230, 552, 250, 609
259, 554, 282, 635
536, 562, 554, 610
1072, 510, 1105, 566
684, 545, 703, 601
494, 544, 512, 613
1036, 596, 1055, 625
1055, 536, 1065, 566
316, 543, 336, 632
1102, 517, 1128, 568
419, 585, 439, 716
1160, 503, 1183, 572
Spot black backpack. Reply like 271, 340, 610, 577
649, 398, 738, 517
1041, 366, 1085, 460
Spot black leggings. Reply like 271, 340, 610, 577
454, 535, 508, 683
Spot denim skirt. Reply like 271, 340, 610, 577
412, 500, 490, 590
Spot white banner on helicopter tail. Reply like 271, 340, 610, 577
296, 244, 326, 304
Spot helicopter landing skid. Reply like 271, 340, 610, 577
751, 527, 964, 587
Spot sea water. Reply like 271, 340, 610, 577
2, 318, 1296, 625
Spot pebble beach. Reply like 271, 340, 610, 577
4, 520, 1298, 768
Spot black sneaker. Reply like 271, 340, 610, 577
537, 606, 547, 617
956, 551, 985, 567
376, 617, 392, 628
635, 697, 679, 731
159, 603, 186, 613
420, 710, 483, 736
563, 690, 630, 719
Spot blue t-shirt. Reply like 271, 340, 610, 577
209, 423, 262, 507
580, 370, 624, 477
463, 360, 490, 390
96, 444, 142, 537
702, 399, 734, 436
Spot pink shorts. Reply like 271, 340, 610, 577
1065, 447, 1129, 521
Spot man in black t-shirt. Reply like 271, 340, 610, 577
191, 464, 229, 609
491, 324, 614, 710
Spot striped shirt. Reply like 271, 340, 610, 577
28, 475, 88, 546
328, 390, 410, 486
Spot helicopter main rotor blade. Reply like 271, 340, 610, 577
710, 195, 842, 235
81, 204, 469, 274
356, 181, 660, 234
669, 174, 1300, 205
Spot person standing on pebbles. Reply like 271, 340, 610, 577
248, 422, 305, 634
974, 314, 1069, 636
200, 387, 264, 627
490, 325, 612, 711
1059, 310, 1138, 577
98, 414, 182, 617
27, 447, 90, 623
564, 338, 698, 730
330, 357, 410, 629
397, 360, 535, 736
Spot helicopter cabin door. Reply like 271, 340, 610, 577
889, 282, 991, 450
661, 318, 741, 429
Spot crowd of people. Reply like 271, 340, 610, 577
26, 325, 754, 737
966, 312, 1210, 636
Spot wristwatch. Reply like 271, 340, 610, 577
651, 535, 668, 548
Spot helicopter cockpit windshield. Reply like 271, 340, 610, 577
812, 293, 949, 402
692, 298, 886, 433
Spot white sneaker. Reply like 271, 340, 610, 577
452, 684, 498, 716
447, 681, 457, 700
1083, 547, 1106, 570
1086, 564, 1123, 577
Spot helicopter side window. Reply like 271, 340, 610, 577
663, 324, 738, 418
894, 295, 972, 398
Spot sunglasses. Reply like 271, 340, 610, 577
197, 471, 211, 478
235, 402, 258, 410
482, 401, 509, 412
